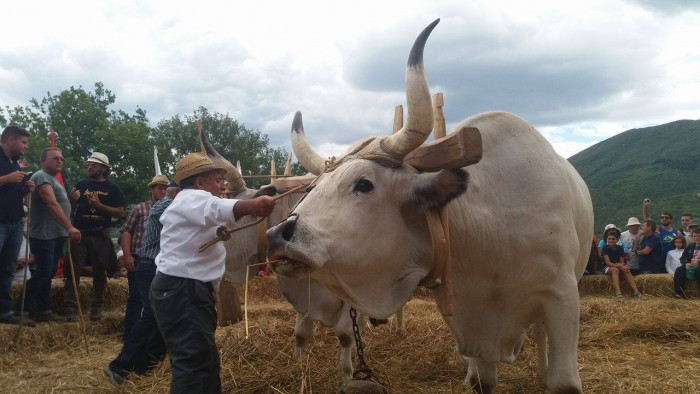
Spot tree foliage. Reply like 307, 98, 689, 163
0, 82, 301, 207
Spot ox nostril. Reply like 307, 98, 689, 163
281, 217, 297, 241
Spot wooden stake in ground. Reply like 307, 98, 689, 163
15, 194, 32, 347
66, 241, 90, 355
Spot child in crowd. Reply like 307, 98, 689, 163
673, 227, 700, 298
665, 235, 686, 274
602, 230, 642, 301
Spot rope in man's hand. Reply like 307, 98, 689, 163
198, 182, 311, 253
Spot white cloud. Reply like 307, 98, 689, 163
1, 0, 699, 160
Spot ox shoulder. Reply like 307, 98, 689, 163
403, 126, 482, 172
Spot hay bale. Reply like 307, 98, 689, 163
578, 273, 700, 298
11, 277, 128, 315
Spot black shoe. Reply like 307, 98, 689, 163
34, 313, 68, 323
63, 307, 77, 322
0, 314, 36, 327
104, 364, 126, 387
90, 308, 102, 322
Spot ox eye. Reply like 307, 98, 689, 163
353, 178, 374, 193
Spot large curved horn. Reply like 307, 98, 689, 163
290, 111, 326, 175
382, 18, 439, 159
198, 122, 247, 194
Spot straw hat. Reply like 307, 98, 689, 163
86, 152, 111, 169
626, 217, 642, 227
148, 174, 169, 188
174, 152, 227, 184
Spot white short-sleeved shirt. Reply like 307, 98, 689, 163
155, 188, 238, 283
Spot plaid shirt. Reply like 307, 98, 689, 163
122, 200, 154, 254
137, 196, 173, 260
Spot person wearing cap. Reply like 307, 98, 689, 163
597, 224, 621, 264
119, 174, 169, 335
63, 151, 125, 322
620, 217, 643, 275
149, 152, 274, 393
0, 125, 35, 326
15, 148, 81, 323
104, 180, 180, 387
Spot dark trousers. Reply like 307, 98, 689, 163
151, 272, 220, 394
124, 255, 143, 337
20, 237, 64, 315
110, 259, 167, 375
64, 228, 113, 310
673, 265, 700, 295
0, 220, 23, 318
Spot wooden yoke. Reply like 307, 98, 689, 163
432, 93, 453, 317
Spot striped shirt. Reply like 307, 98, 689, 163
122, 199, 155, 254
137, 197, 173, 260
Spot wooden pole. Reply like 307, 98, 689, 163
432, 93, 446, 140
393, 105, 403, 134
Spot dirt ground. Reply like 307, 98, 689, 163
1, 276, 699, 393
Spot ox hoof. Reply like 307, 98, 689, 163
338, 380, 388, 394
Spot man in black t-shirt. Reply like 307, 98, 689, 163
0, 125, 35, 326
63, 152, 124, 322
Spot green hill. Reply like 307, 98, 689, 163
568, 119, 700, 237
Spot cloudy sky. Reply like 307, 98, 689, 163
2, 0, 699, 159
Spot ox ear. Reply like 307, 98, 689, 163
408, 168, 469, 211
255, 185, 278, 197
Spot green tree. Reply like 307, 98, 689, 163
153, 107, 303, 189
1, 83, 157, 204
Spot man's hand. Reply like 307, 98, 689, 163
3, 171, 27, 184
233, 195, 276, 219
123, 254, 135, 271
67, 226, 81, 243
87, 194, 100, 208
70, 188, 80, 201
25, 180, 35, 193
643, 198, 651, 207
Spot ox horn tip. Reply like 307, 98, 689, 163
292, 111, 304, 135
408, 18, 440, 68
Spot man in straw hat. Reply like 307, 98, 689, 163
0, 125, 35, 325
149, 152, 274, 392
104, 180, 180, 386
63, 151, 124, 322
620, 217, 643, 275
120, 173, 169, 336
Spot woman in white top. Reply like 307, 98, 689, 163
666, 235, 687, 274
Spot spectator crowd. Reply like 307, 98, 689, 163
586, 198, 700, 301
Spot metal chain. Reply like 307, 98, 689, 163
349, 307, 373, 381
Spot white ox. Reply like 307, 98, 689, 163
198, 128, 362, 376
266, 19, 593, 394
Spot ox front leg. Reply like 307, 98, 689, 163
294, 312, 313, 359
335, 306, 358, 378
393, 306, 406, 334
532, 321, 548, 381
459, 354, 497, 394
542, 289, 583, 394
